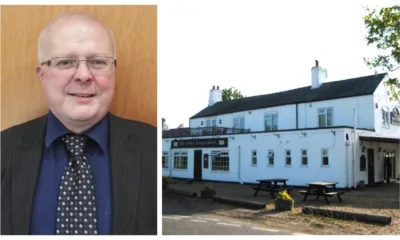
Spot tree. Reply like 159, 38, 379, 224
177, 123, 184, 128
222, 87, 245, 101
363, 5, 400, 100
162, 118, 168, 131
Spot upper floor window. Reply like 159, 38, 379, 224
206, 118, 217, 127
318, 108, 333, 127
265, 113, 278, 131
381, 106, 390, 128
233, 116, 245, 129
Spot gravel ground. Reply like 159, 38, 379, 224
166, 179, 400, 235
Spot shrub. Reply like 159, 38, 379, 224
276, 190, 293, 201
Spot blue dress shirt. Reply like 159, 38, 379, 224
31, 111, 112, 235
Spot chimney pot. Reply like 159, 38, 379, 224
217, 86, 219, 90
315, 60, 319, 67
212, 85, 215, 89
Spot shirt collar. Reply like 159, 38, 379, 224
45, 111, 109, 154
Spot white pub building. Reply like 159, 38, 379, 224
162, 61, 400, 188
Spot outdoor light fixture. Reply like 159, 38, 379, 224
301, 132, 307, 137
251, 135, 256, 139
274, 134, 280, 138
229, 136, 235, 140
331, 130, 336, 135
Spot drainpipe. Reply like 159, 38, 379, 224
345, 134, 349, 188
238, 145, 244, 184
353, 108, 356, 188
296, 103, 299, 129
169, 150, 172, 177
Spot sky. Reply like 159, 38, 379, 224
159, 0, 400, 129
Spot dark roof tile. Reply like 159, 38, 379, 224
190, 73, 387, 119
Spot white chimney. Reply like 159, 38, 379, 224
311, 60, 327, 89
208, 85, 222, 106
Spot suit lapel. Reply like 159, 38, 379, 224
109, 114, 141, 234
11, 115, 47, 234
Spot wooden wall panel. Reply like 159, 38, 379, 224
1, 5, 157, 130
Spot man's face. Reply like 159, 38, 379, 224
37, 19, 115, 127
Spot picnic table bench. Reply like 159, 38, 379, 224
300, 181, 344, 204
252, 179, 293, 198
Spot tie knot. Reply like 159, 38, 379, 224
61, 134, 87, 156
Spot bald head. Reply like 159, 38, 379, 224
38, 12, 117, 63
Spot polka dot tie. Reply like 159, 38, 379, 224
56, 134, 98, 235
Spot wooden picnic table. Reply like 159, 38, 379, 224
299, 181, 344, 204
252, 179, 293, 198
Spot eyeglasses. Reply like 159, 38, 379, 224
41, 56, 117, 73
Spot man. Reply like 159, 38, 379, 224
1, 12, 157, 235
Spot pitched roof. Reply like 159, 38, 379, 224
190, 73, 387, 119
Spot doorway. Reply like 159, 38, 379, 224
194, 150, 202, 180
367, 149, 375, 185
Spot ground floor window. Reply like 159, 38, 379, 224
285, 149, 292, 166
211, 151, 229, 171
174, 151, 188, 169
301, 149, 308, 166
162, 151, 169, 168
251, 150, 257, 165
268, 150, 274, 165
322, 148, 329, 166
360, 155, 366, 171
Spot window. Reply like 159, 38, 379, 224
268, 150, 274, 165
265, 113, 278, 131
360, 155, 366, 171
251, 150, 257, 165
162, 151, 169, 168
174, 152, 188, 169
211, 151, 229, 171
301, 149, 308, 166
206, 118, 217, 127
382, 106, 390, 128
285, 150, 291, 166
233, 116, 245, 129
322, 148, 329, 166
318, 108, 333, 127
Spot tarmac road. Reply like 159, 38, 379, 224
162, 192, 306, 235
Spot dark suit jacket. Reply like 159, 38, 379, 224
1, 113, 157, 235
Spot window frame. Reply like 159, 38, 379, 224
268, 150, 274, 166
211, 151, 230, 172
285, 149, 292, 166
301, 149, 308, 166
251, 150, 257, 166
321, 148, 329, 166
162, 151, 169, 168
233, 115, 245, 129
173, 151, 188, 170
264, 112, 278, 131
318, 107, 333, 127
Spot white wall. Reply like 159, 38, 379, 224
352, 130, 400, 185
190, 95, 375, 132
163, 128, 349, 188
161, 141, 194, 179
297, 96, 374, 129
373, 79, 400, 137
